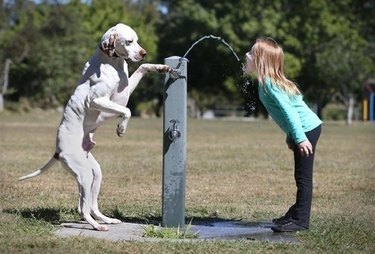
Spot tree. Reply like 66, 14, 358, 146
158, 0, 240, 116
283, 0, 375, 120
316, 35, 374, 124
0, 0, 163, 110
157, 0, 302, 116
158, 0, 374, 120
6, 1, 92, 108
86, 0, 165, 114
1, 0, 373, 120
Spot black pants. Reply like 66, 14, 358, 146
285, 125, 321, 228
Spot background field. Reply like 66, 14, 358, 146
0, 111, 374, 253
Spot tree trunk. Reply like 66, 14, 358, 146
0, 59, 12, 112
0, 94, 3, 112
316, 101, 323, 119
346, 94, 354, 125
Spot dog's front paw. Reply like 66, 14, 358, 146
116, 123, 126, 137
155, 64, 171, 73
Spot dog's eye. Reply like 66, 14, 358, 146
125, 40, 133, 45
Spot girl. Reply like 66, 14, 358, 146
243, 37, 322, 232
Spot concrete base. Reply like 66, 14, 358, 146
56, 222, 147, 241
56, 221, 300, 243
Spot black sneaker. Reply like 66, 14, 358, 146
271, 220, 308, 232
272, 215, 289, 224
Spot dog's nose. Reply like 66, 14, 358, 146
140, 49, 147, 59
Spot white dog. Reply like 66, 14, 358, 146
18, 23, 170, 231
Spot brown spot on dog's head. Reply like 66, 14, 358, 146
100, 30, 118, 57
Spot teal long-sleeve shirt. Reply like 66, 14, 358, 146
258, 78, 322, 144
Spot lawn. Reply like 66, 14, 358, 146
0, 111, 374, 253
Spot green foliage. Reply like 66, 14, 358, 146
281, 0, 375, 114
0, 0, 373, 118
158, 0, 374, 117
322, 103, 346, 121
1, 0, 161, 108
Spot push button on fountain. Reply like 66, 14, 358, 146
169, 68, 182, 80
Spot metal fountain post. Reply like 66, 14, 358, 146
162, 56, 188, 227
160, 36, 239, 227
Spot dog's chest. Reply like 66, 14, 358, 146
111, 71, 130, 106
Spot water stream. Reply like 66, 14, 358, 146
182, 35, 240, 62
173, 35, 256, 115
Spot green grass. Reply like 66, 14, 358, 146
143, 221, 198, 239
0, 110, 374, 253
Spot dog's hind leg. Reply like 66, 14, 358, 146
60, 152, 109, 231
87, 153, 122, 224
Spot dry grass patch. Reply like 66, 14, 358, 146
0, 111, 374, 253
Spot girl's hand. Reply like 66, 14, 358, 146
297, 140, 313, 157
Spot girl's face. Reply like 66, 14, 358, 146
243, 51, 256, 76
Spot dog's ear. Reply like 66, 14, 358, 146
100, 28, 118, 57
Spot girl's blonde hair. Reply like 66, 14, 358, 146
251, 37, 300, 95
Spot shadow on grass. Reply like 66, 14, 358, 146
112, 208, 273, 228
4, 206, 162, 225
3, 207, 78, 224
4, 206, 273, 229
3, 207, 163, 226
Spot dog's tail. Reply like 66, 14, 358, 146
18, 153, 59, 181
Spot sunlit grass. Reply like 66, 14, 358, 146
0, 111, 374, 253
143, 220, 198, 239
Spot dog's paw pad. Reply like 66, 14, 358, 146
158, 65, 171, 73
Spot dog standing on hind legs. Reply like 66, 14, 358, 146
18, 23, 171, 231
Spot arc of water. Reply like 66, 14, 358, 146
168, 34, 257, 115
182, 35, 240, 62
